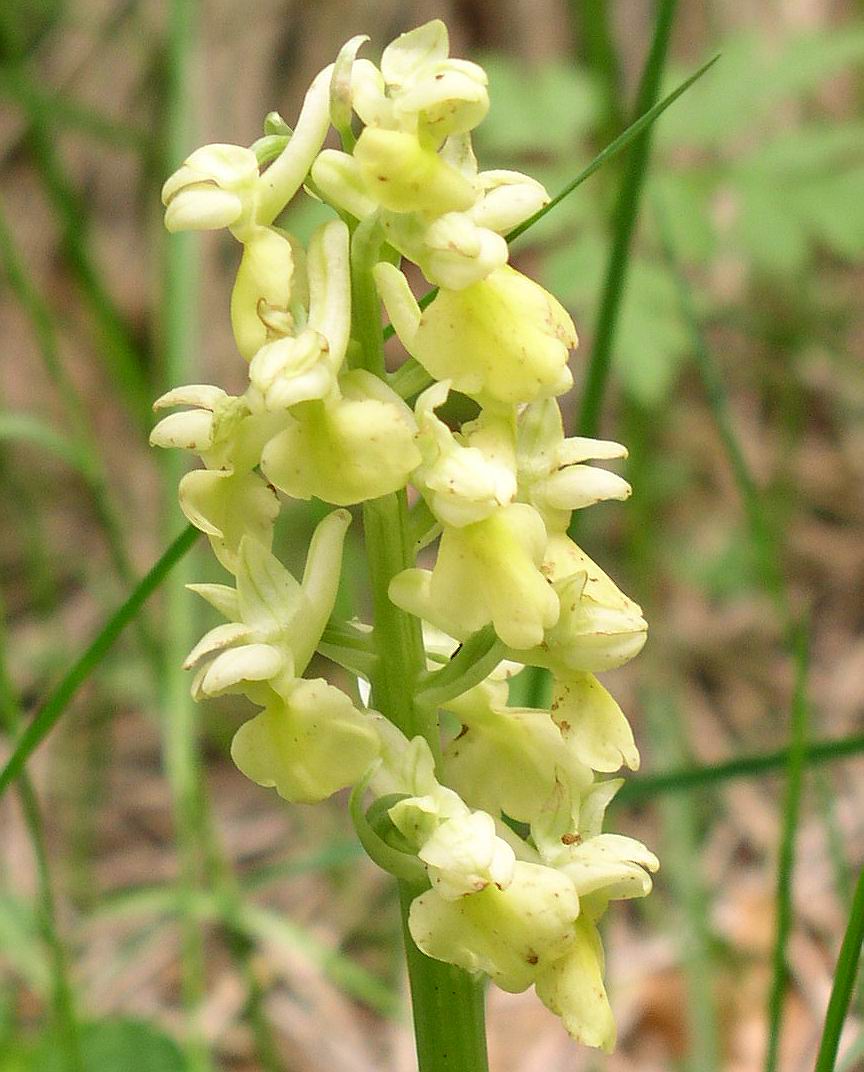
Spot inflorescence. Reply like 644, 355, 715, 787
152, 21, 657, 1052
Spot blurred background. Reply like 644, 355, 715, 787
1, 1, 863, 1070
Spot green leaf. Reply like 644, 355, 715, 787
645, 172, 716, 261
791, 167, 864, 259
735, 175, 810, 275
32, 1020, 186, 1072
815, 869, 864, 1071
544, 238, 690, 408
477, 53, 601, 156
657, 29, 864, 149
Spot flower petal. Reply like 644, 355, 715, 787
230, 678, 380, 803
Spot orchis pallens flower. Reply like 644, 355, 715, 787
152, 19, 655, 1054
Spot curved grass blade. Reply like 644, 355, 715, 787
815, 867, 864, 1072
383, 51, 719, 360
0, 524, 199, 800
577, 0, 682, 438
510, 52, 718, 246
0, 411, 92, 475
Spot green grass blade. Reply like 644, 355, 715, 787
0, 411, 90, 474
382, 51, 719, 366
508, 53, 718, 246
159, 1, 215, 1067
645, 690, 720, 1072
0, 524, 199, 800
765, 622, 810, 1072
815, 869, 864, 1072
0, 66, 149, 151
0, 195, 163, 676
617, 728, 864, 804
0, 602, 84, 1072
577, 0, 682, 438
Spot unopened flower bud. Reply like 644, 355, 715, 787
162, 143, 259, 233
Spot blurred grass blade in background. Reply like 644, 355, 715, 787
0, 602, 84, 1072
618, 727, 864, 803
0, 525, 199, 799
764, 621, 810, 1072
577, 0, 680, 439
507, 51, 719, 246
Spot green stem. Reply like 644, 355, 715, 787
351, 222, 489, 1072
616, 727, 864, 804
399, 884, 490, 1072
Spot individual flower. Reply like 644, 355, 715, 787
230, 676, 380, 804
375, 262, 576, 407
517, 399, 631, 533
247, 220, 351, 408
531, 782, 658, 907
161, 62, 334, 238
368, 732, 516, 898
441, 671, 593, 823
150, 387, 285, 572
380, 207, 508, 290
389, 502, 559, 649
408, 859, 581, 994
412, 381, 516, 527
312, 137, 546, 289
533, 917, 617, 1052
230, 225, 297, 360
161, 143, 259, 233
550, 672, 639, 774
260, 369, 422, 505
349, 20, 489, 143
352, 127, 478, 215
183, 509, 351, 697
512, 533, 648, 674
178, 468, 280, 575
